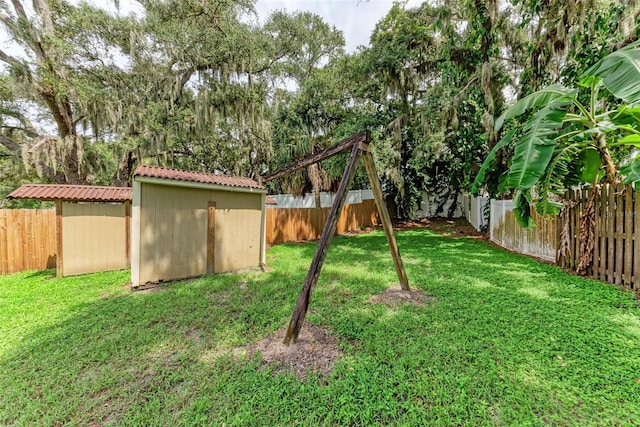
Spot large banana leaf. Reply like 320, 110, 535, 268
535, 142, 584, 216
580, 41, 640, 103
578, 148, 602, 183
513, 189, 535, 228
506, 100, 571, 190
470, 129, 515, 194
613, 134, 640, 148
621, 157, 640, 185
494, 85, 575, 132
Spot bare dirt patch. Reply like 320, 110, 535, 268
248, 324, 341, 380
368, 285, 435, 307
412, 218, 486, 239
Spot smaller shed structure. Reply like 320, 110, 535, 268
7, 184, 132, 277
131, 165, 267, 288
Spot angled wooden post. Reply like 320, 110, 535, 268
360, 144, 410, 291
284, 141, 362, 345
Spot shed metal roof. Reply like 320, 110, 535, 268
134, 165, 265, 190
7, 184, 132, 202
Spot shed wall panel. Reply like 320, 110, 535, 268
62, 203, 127, 276
137, 183, 262, 285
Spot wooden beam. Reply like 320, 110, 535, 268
55, 201, 63, 278
284, 141, 363, 345
262, 131, 368, 183
207, 202, 216, 274
361, 147, 410, 291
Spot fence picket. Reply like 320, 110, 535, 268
615, 185, 624, 285
624, 187, 634, 287
593, 188, 600, 280
598, 184, 608, 281
607, 185, 616, 283
632, 191, 640, 291
570, 190, 580, 269
0, 210, 8, 274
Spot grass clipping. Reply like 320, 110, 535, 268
249, 324, 341, 380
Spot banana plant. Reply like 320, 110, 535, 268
472, 41, 640, 227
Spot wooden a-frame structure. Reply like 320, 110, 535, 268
262, 131, 409, 345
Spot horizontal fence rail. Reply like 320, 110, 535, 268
266, 199, 379, 245
0, 209, 56, 274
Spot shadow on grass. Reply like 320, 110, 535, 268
1, 229, 639, 425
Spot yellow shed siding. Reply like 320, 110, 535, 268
134, 182, 263, 286
62, 202, 128, 276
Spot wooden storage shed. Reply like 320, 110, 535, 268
131, 165, 267, 288
7, 184, 132, 277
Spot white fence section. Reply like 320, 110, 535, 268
490, 199, 515, 247
268, 189, 374, 208
490, 199, 557, 262
462, 194, 489, 231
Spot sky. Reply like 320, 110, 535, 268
254, 0, 423, 52
0, 0, 423, 56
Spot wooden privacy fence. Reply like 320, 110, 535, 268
266, 199, 379, 245
0, 209, 56, 274
558, 184, 640, 291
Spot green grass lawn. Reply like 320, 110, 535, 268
1, 229, 639, 426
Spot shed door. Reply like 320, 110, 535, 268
207, 201, 215, 274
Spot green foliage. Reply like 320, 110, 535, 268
580, 41, 640, 103
505, 100, 571, 190
474, 43, 640, 226
620, 157, 640, 185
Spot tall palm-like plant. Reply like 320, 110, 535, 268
473, 41, 640, 228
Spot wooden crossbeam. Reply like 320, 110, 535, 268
262, 131, 368, 183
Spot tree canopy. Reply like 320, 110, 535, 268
1, 0, 638, 214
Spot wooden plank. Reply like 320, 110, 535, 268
47, 209, 55, 268
633, 188, 640, 291
24, 209, 33, 270
361, 148, 410, 291
592, 188, 600, 278
8, 210, 24, 274
598, 184, 607, 281
569, 190, 580, 270
624, 186, 633, 287
557, 196, 565, 266
284, 142, 362, 345
262, 131, 368, 183
584, 188, 594, 277
56, 201, 63, 278
0, 210, 7, 274
34, 210, 42, 270
556, 201, 563, 265
615, 184, 624, 285
607, 184, 616, 283
207, 202, 216, 274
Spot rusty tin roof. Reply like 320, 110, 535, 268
7, 184, 132, 202
134, 165, 265, 190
